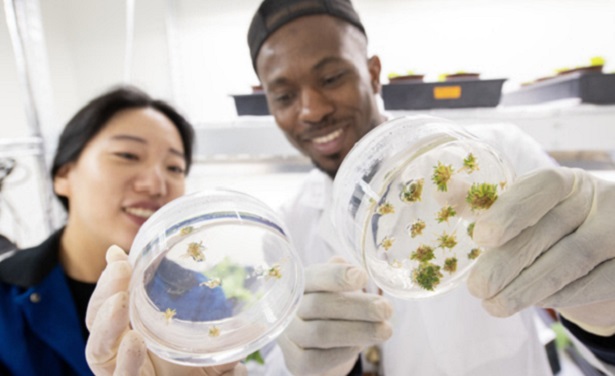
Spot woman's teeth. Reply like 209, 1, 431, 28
313, 129, 343, 144
125, 207, 154, 219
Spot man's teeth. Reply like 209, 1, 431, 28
313, 129, 343, 144
125, 207, 154, 219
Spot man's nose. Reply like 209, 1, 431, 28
298, 87, 334, 124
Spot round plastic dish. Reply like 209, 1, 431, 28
331, 115, 515, 299
128, 189, 304, 366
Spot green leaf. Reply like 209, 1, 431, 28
246, 350, 265, 365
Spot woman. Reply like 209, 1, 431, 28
0, 86, 242, 375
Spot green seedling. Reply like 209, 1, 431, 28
400, 178, 424, 203
466, 183, 498, 211
432, 162, 454, 192
436, 205, 457, 223
413, 262, 443, 291
437, 231, 457, 249
409, 219, 426, 238
410, 244, 435, 263
443, 257, 458, 274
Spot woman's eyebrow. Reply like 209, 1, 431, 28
111, 134, 184, 158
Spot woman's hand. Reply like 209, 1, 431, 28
85, 245, 246, 375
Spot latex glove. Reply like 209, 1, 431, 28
467, 167, 615, 336
277, 257, 393, 376
85, 245, 246, 376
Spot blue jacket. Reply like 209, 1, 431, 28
0, 230, 92, 376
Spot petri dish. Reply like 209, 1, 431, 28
128, 188, 304, 366
331, 115, 515, 299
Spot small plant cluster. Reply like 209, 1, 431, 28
380, 236, 395, 251
431, 162, 454, 192
185, 241, 206, 262
408, 219, 426, 238
377, 201, 395, 215
400, 178, 424, 203
436, 205, 456, 223
466, 183, 498, 211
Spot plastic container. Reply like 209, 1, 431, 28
381, 79, 505, 110
128, 189, 304, 366
331, 116, 514, 299
231, 93, 270, 116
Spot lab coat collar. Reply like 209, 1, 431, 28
297, 168, 334, 210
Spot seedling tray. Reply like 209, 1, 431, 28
501, 73, 615, 106
381, 79, 505, 110
231, 93, 269, 116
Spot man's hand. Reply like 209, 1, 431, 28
85, 245, 246, 376
277, 257, 393, 376
467, 167, 615, 336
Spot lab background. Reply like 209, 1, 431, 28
1, 1, 614, 374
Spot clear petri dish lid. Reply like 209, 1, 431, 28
128, 188, 304, 366
332, 115, 515, 299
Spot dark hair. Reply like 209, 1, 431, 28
248, 0, 366, 70
51, 85, 195, 210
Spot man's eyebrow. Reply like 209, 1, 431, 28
313, 56, 344, 71
111, 134, 185, 159
266, 57, 345, 89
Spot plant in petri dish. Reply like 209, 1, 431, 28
443, 257, 458, 274
209, 326, 220, 337
467, 222, 475, 239
410, 244, 435, 263
400, 178, 424, 203
180, 226, 194, 236
267, 263, 282, 280
437, 231, 457, 249
466, 183, 499, 211
412, 262, 443, 291
436, 205, 457, 223
163, 308, 176, 324
460, 153, 479, 173
380, 236, 395, 251
199, 278, 221, 289
432, 162, 454, 192
408, 219, 426, 238
184, 241, 206, 262
468, 248, 482, 260
377, 201, 395, 215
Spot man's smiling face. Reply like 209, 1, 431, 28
256, 15, 383, 178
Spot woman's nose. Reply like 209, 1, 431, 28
134, 165, 168, 197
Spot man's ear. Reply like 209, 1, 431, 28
367, 55, 382, 94
53, 164, 72, 198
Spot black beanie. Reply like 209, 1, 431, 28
247, 0, 366, 71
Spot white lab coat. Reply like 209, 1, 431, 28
249, 122, 556, 375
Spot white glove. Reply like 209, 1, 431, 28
85, 245, 246, 376
277, 257, 393, 376
467, 167, 615, 336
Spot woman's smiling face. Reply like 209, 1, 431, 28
54, 107, 187, 251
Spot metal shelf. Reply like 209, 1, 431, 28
195, 103, 615, 161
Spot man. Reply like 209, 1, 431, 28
246, 0, 555, 375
